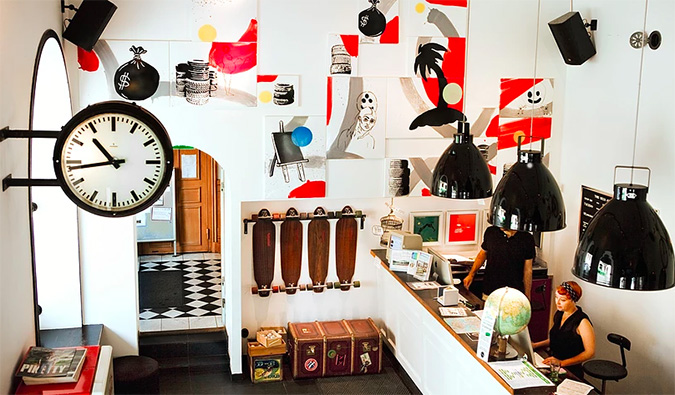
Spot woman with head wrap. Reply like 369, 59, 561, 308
532, 280, 595, 379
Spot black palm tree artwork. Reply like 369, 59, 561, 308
410, 42, 466, 130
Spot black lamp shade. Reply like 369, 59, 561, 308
489, 150, 566, 232
573, 184, 674, 290
431, 123, 493, 199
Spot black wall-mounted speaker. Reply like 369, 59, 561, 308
63, 0, 117, 51
548, 11, 596, 66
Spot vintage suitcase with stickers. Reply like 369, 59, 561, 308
344, 318, 382, 375
317, 320, 353, 376
288, 321, 325, 379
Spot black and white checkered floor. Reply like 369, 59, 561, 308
138, 253, 222, 332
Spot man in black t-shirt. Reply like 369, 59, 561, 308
462, 226, 536, 300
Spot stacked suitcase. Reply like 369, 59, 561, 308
288, 318, 381, 379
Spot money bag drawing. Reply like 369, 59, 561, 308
114, 46, 160, 101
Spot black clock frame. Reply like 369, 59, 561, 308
52, 100, 174, 217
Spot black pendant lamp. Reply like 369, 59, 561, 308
431, 121, 493, 199
489, 139, 566, 232
573, 167, 674, 290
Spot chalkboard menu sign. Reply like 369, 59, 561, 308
579, 185, 612, 241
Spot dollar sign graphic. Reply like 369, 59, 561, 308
118, 72, 131, 90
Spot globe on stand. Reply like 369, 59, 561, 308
483, 287, 532, 358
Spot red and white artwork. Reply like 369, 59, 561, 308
326, 77, 387, 159
446, 210, 479, 245
403, 0, 468, 38
264, 116, 326, 199
191, 0, 257, 43
169, 40, 257, 108
257, 75, 300, 108
328, 34, 359, 76
358, 0, 400, 44
487, 78, 554, 150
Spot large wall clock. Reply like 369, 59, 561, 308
52, 101, 173, 217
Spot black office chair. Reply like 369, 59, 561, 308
582, 333, 631, 394
531, 283, 547, 311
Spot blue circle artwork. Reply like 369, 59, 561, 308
291, 126, 313, 147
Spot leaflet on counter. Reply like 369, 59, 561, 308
488, 360, 554, 389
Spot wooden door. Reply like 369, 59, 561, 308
138, 149, 220, 255
175, 149, 212, 253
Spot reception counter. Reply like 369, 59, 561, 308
371, 249, 552, 395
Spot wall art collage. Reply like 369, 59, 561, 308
77, 0, 554, 199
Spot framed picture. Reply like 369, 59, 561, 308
409, 211, 443, 245
445, 211, 480, 245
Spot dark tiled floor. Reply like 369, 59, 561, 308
159, 346, 421, 394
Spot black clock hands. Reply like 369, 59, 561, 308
68, 159, 126, 170
92, 138, 121, 169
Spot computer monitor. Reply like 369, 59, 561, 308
509, 328, 547, 368
428, 248, 454, 286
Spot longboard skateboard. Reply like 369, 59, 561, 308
252, 209, 278, 297
335, 206, 360, 291
280, 207, 305, 294
307, 207, 332, 292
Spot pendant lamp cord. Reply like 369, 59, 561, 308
463, 1, 471, 124
530, 0, 542, 151
631, 0, 649, 184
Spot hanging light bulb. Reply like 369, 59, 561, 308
573, 167, 674, 290
489, 139, 566, 232
431, 121, 493, 199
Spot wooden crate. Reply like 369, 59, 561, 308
247, 341, 286, 384
257, 330, 283, 348
260, 326, 288, 344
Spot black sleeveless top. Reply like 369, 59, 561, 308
550, 307, 592, 378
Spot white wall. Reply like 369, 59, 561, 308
549, 1, 675, 394
0, 0, 670, 393
0, 1, 63, 393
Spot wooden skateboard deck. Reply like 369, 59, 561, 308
280, 207, 303, 294
307, 207, 330, 293
335, 206, 358, 291
252, 209, 276, 297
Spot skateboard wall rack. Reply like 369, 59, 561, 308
243, 210, 366, 234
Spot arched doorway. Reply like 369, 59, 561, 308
136, 148, 223, 332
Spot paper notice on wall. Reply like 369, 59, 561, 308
151, 207, 172, 221
181, 154, 197, 178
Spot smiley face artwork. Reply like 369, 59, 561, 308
52, 101, 173, 217
500, 78, 554, 118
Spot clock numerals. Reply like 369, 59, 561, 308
146, 160, 160, 165
111, 117, 116, 132
112, 192, 117, 207
144, 177, 156, 186
88, 122, 98, 134
131, 190, 139, 202
143, 138, 156, 147
129, 122, 138, 134
90, 190, 99, 201
73, 177, 85, 186
72, 138, 84, 146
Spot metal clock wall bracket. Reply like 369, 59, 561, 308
1, 101, 173, 217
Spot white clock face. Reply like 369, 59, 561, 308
56, 111, 169, 214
